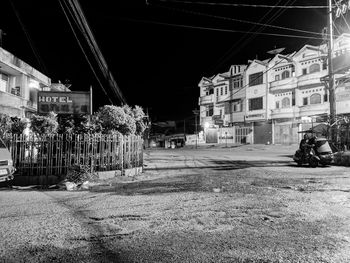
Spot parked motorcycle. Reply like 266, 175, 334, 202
293, 137, 334, 167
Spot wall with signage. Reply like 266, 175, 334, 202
38, 91, 91, 115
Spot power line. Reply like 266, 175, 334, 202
58, 0, 113, 104
156, 0, 330, 9
8, 0, 48, 75
208, 0, 292, 73
120, 17, 327, 41
153, 4, 331, 38
67, 0, 127, 105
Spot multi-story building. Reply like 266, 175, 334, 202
197, 33, 350, 145
270, 33, 350, 144
0, 47, 51, 117
245, 58, 273, 144
198, 65, 246, 128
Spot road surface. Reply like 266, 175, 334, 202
1, 144, 350, 262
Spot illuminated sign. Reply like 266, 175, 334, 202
38, 91, 91, 114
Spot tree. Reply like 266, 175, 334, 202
96, 105, 136, 135
0, 113, 13, 136
11, 117, 28, 135
30, 112, 59, 135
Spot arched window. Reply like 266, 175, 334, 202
281, 71, 290, 79
310, 93, 321, 104
282, 97, 290, 108
309, 63, 320, 73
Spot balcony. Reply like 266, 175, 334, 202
297, 72, 326, 88
270, 77, 297, 92
271, 106, 300, 119
199, 94, 214, 105
299, 103, 329, 117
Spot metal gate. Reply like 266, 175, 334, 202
205, 128, 218, 143
235, 126, 251, 144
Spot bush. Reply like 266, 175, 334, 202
11, 117, 28, 135
30, 112, 59, 135
0, 113, 13, 136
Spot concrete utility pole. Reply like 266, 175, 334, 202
328, 0, 337, 143
193, 109, 200, 149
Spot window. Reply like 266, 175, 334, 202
309, 63, 320, 73
219, 109, 222, 116
225, 86, 228, 95
209, 88, 214, 95
322, 63, 327, 70
302, 68, 307, 75
276, 101, 280, 109
292, 91, 295, 106
233, 100, 242, 112
206, 106, 214, 116
216, 88, 219, 97
0, 73, 9, 93
310, 93, 321, 104
220, 87, 223, 96
282, 97, 290, 108
11, 86, 21, 97
324, 93, 328, 102
249, 72, 263, 86
303, 97, 308, 105
275, 75, 280, 81
249, 97, 263, 111
233, 77, 242, 88
281, 71, 290, 79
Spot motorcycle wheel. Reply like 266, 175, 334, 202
309, 158, 318, 168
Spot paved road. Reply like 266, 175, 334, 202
1, 145, 350, 262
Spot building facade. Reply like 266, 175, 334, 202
0, 47, 51, 118
197, 33, 350, 145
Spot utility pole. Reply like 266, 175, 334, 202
328, 0, 337, 143
193, 109, 200, 148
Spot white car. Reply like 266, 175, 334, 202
0, 138, 15, 183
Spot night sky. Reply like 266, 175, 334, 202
1, 0, 345, 121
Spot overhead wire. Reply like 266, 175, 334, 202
156, 0, 330, 9
120, 17, 326, 41
58, 0, 113, 104
208, 0, 292, 73
67, 0, 127, 104
8, 0, 48, 75
152, 3, 330, 38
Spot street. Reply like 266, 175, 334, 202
1, 144, 350, 263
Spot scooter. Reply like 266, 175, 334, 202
293, 137, 334, 167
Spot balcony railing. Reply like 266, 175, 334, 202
297, 71, 327, 87
271, 106, 300, 119
199, 94, 214, 105
270, 77, 297, 91
299, 103, 329, 116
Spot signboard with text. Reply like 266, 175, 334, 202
38, 91, 91, 115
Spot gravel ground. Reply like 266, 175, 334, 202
0, 144, 350, 262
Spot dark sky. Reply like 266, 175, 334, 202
0, 0, 338, 121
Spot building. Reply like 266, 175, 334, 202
197, 34, 350, 145
198, 65, 249, 143
245, 58, 273, 144
0, 47, 51, 118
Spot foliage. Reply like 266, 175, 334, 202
0, 113, 13, 136
65, 164, 98, 184
74, 115, 102, 134
130, 105, 147, 135
57, 115, 75, 134
10, 117, 28, 135
30, 112, 59, 135
96, 105, 136, 135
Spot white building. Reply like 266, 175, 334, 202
0, 47, 51, 118
245, 58, 273, 144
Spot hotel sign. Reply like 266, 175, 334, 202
38, 91, 91, 114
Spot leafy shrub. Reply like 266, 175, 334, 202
30, 112, 58, 135
0, 113, 13, 136
10, 117, 28, 135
